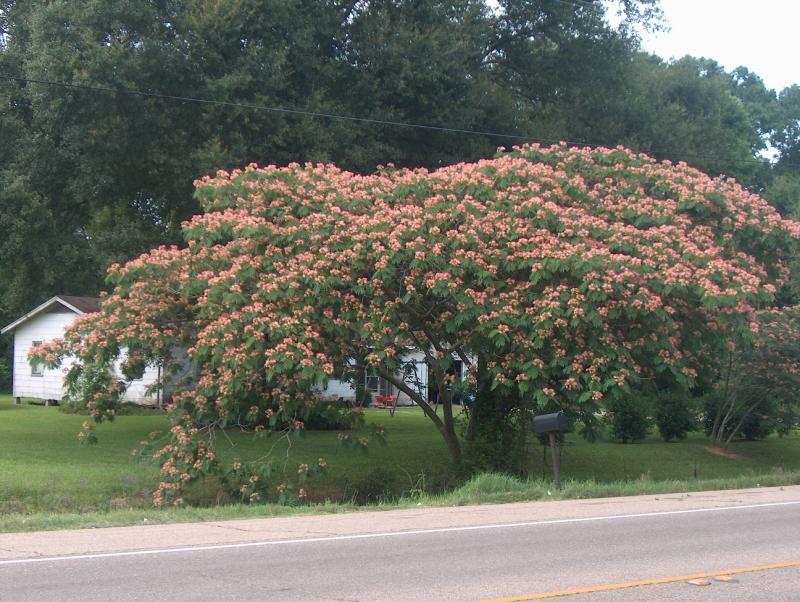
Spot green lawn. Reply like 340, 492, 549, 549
0, 396, 164, 513
2, 394, 799, 518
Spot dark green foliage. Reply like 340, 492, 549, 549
739, 409, 776, 441
0, 356, 10, 393
299, 400, 365, 432
655, 392, 696, 442
609, 397, 652, 443
776, 406, 799, 438
344, 465, 398, 505
260, 399, 366, 432
463, 357, 532, 476
462, 396, 532, 476
232, 398, 365, 432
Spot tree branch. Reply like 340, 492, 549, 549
377, 368, 444, 430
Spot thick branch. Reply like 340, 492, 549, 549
723, 399, 762, 448
377, 368, 443, 429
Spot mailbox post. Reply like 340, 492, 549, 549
532, 411, 568, 490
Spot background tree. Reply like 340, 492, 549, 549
706, 308, 800, 447
0, 0, 662, 376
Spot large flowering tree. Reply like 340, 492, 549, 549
33, 144, 800, 504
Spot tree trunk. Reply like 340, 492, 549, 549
378, 367, 461, 464
723, 400, 761, 448
710, 353, 734, 444
463, 353, 529, 474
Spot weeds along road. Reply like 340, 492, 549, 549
1, 486, 799, 601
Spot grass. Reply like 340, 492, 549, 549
1, 394, 799, 532
0, 396, 164, 514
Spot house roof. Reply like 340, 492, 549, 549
55, 296, 101, 314
0, 295, 101, 335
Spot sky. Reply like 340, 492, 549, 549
638, 0, 799, 92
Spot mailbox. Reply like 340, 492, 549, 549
533, 410, 568, 434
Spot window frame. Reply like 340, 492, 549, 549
30, 341, 44, 376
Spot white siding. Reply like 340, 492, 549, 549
318, 351, 431, 406
12, 309, 77, 401
113, 352, 160, 404
321, 378, 357, 400
12, 308, 161, 404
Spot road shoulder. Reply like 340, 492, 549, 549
2, 485, 798, 561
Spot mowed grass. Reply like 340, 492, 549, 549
0, 397, 164, 514
0, 396, 452, 514
1, 394, 799, 527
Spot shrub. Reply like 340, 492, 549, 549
776, 406, 799, 437
609, 397, 651, 443
302, 400, 365, 431
344, 466, 398, 504
655, 392, 696, 442
273, 399, 365, 431
739, 408, 775, 441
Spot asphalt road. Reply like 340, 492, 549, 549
2, 486, 799, 601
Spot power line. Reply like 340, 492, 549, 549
0, 73, 793, 171
0, 74, 537, 142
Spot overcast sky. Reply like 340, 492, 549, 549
639, 0, 799, 92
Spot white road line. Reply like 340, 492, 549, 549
2, 500, 799, 566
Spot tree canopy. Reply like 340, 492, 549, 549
4, 0, 782, 329
33, 144, 800, 503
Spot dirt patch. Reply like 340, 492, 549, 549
704, 445, 746, 460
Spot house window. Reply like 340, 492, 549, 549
31, 341, 43, 376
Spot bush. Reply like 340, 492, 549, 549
739, 409, 775, 441
302, 400, 365, 431
776, 406, 799, 437
344, 466, 399, 504
655, 393, 696, 442
609, 397, 651, 443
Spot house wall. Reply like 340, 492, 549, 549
115, 353, 160, 405
318, 350, 434, 406
12, 308, 77, 401
13, 306, 468, 408
321, 378, 358, 400
12, 308, 160, 404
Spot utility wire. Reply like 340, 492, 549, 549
0, 73, 793, 171
0, 74, 537, 142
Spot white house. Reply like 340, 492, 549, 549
319, 351, 469, 407
2, 295, 467, 409
1, 296, 161, 406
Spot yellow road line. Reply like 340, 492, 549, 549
482, 560, 800, 601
